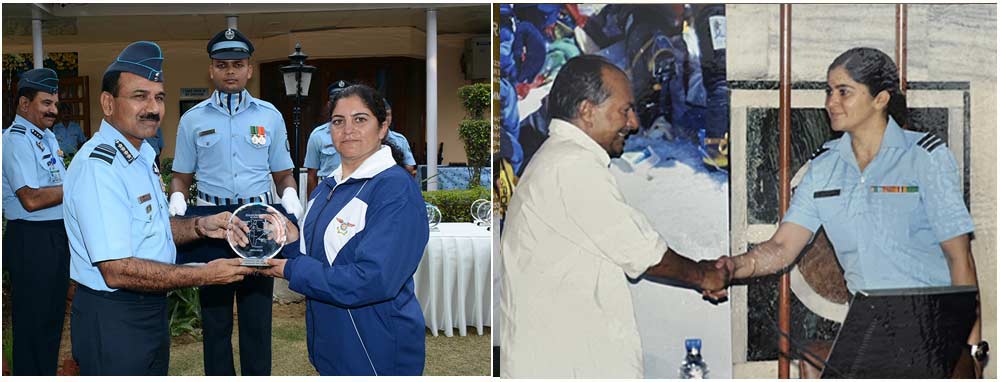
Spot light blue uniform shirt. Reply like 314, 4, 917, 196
63, 120, 175, 291
52, 120, 87, 156
2, 115, 66, 221
173, 89, 293, 199
784, 117, 974, 293
303, 122, 340, 177
386, 130, 416, 166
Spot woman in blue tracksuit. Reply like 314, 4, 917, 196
262, 84, 429, 375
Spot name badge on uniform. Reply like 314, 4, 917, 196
198, 129, 216, 137
813, 189, 840, 198
250, 125, 266, 146
870, 186, 919, 193
138, 193, 152, 203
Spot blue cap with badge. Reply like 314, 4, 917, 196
105, 41, 164, 83
328, 80, 350, 98
17, 68, 59, 94
208, 28, 254, 60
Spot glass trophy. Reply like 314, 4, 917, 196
475, 201, 493, 228
426, 202, 442, 231
226, 202, 287, 267
471, 198, 491, 227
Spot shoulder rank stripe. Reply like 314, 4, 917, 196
9, 125, 26, 134
89, 152, 114, 165
30, 129, 44, 139
918, 133, 946, 153
811, 146, 829, 159
94, 144, 116, 156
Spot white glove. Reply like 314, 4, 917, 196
280, 187, 303, 221
169, 192, 187, 216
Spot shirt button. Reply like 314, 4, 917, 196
860, 177, 865, 184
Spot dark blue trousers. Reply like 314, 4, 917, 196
178, 205, 278, 376
4, 219, 70, 376
70, 285, 169, 376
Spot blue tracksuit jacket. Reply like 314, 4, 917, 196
282, 146, 429, 375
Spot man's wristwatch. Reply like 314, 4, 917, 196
970, 341, 990, 363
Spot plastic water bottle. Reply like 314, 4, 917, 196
680, 338, 709, 379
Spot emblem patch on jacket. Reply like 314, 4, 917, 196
324, 197, 368, 265
335, 217, 356, 235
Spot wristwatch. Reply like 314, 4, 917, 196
970, 341, 990, 363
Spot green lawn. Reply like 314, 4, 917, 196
168, 302, 490, 376
3, 285, 490, 376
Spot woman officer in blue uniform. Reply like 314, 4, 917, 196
260, 84, 429, 376
707, 47, 983, 377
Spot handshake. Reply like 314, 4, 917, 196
694, 256, 739, 302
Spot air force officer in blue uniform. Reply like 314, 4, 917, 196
2, 68, 69, 376
63, 41, 253, 376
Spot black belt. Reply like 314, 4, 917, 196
5, 218, 64, 228
76, 283, 167, 302
197, 191, 273, 206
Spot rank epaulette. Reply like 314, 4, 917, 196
114, 140, 135, 164
90, 144, 116, 165
9, 125, 26, 135
916, 132, 946, 153
811, 146, 830, 159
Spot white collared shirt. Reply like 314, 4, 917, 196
500, 118, 668, 378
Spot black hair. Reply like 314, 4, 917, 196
331, 84, 407, 167
16, 87, 41, 103
331, 84, 387, 125
101, 71, 122, 97
828, 47, 908, 127
547, 54, 622, 121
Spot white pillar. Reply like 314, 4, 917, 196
31, 14, 43, 69
425, 8, 439, 191
226, 15, 238, 30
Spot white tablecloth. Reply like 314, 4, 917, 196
414, 222, 491, 337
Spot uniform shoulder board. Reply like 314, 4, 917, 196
811, 146, 830, 159
89, 144, 117, 165
9, 125, 26, 135
916, 132, 946, 153
30, 129, 44, 140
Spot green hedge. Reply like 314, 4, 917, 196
422, 187, 489, 223
457, 83, 490, 120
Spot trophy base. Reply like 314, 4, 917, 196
240, 258, 271, 267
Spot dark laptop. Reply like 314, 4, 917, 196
821, 286, 978, 378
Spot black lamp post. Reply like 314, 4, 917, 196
280, 43, 316, 183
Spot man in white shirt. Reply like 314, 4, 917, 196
499, 54, 730, 378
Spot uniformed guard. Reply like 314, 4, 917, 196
63, 41, 255, 376
383, 98, 418, 176
169, 28, 302, 376
303, 80, 350, 196
1, 67, 68, 376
